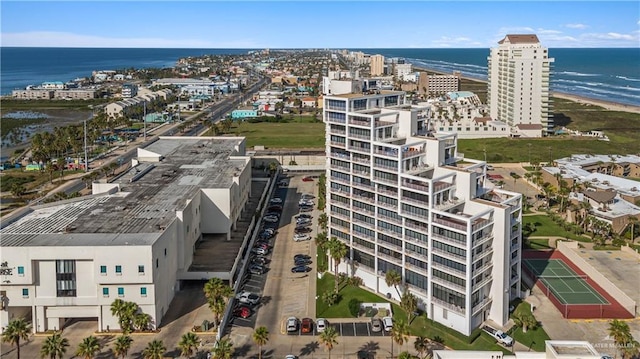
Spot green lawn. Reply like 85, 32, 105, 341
316, 273, 509, 353
526, 238, 551, 250
523, 215, 586, 241
509, 300, 551, 352
227, 116, 325, 149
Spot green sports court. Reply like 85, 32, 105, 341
522, 258, 608, 305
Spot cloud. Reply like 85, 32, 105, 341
497, 27, 536, 35
431, 36, 483, 48
565, 23, 588, 29
585, 32, 636, 41
1, 31, 260, 48
537, 29, 562, 35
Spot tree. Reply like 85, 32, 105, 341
178, 332, 201, 358
252, 326, 270, 359
609, 319, 632, 358
133, 312, 152, 332
328, 237, 348, 291
113, 335, 133, 359
398, 352, 418, 359
318, 213, 328, 230
268, 161, 278, 175
203, 278, 233, 325
10, 183, 26, 197
512, 311, 537, 333
400, 291, 418, 323
414, 336, 430, 359
211, 338, 234, 359
391, 320, 410, 358
319, 325, 339, 359
110, 299, 138, 333
40, 332, 69, 359
2, 318, 31, 359
76, 335, 100, 359
142, 339, 166, 359
385, 269, 403, 299
315, 231, 328, 252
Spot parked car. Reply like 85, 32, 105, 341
299, 206, 313, 213
295, 223, 311, 230
291, 265, 312, 273
249, 264, 265, 275
236, 291, 261, 306
316, 318, 328, 333
302, 176, 314, 182
251, 256, 267, 266
278, 180, 288, 188
293, 233, 311, 242
295, 213, 312, 219
299, 199, 314, 206
268, 205, 283, 212
263, 215, 279, 223
301, 318, 313, 333
296, 218, 311, 225
286, 317, 298, 332
255, 242, 270, 250
382, 316, 393, 332
251, 247, 268, 255
301, 193, 315, 200
270, 198, 283, 204
295, 227, 312, 234
294, 258, 312, 266
294, 254, 311, 261
233, 306, 251, 318
371, 318, 382, 332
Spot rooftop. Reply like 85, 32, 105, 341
1, 137, 249, 247
499, 34, 540, 44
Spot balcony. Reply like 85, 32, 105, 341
352, 156, 371, 165
374, 176, 398, 185
433, 181, 454, 192
329, 187, 351, 198
472, 296, 492, 315
405, 221, 429, 234
431, 276, 466, 293
327, 116, 346, 124
401, 147, 425, 159
404, 248, 427, 259
373, 149, 399, 159
401, 180, 429, 193
353, 231, 375, 241
434, 197, 464, 211
431, 297, 466, 315
404, 261, 429, 273
353, 181, 375, 191
431, 232, 466, 248
378, 213, 402, 224
377, 239, 403, 253
330, 152, 350, 160
330, 163, 350, 172
349, 119, 371, 127
433, 217, 467, 232
374, 120, 395, 128
349, 145, 371, 154
401, 196, 427, 206
404, 232, 428, 244
331, 221, 350, 231
353, 193, 375, 204
472, 273, 493, 290
330, 176, 350, 185
431, 262, 466, 277
404, 164, 431, 175
401, 209, 428, 221
432, 247, 467, 262
353, 206, 375, 216
349, 133, 371, 140
473, 261, 493, 274
374, 162, 398, 171
377, 187, 398, 197
472, 218, 490, 232
352, 217, 375, 229
352, 241, 375, 255
330, 128, 346, 135
330, 141, 346, 148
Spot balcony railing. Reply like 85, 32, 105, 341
404, 261, 428, 273
472, 273, 493, 290
330, 152, 350, 160
330, 128, 346, 135
330, 141, 346, 148
353, 206, 375, 216
405, 221, 429, 233
431, 276, 466, 293
431, 297, 466, 315
433, 217, 467, 232
433, 181, 453, 192
353, 194, 375, 204
353, 182, 375, 191
353, 231, 375, 241
375, 120, 395, 128
401, 209, 428, 220
351, 241, 375, 254
472, 296, 492, 315
401, 180, 429, 192
326, 116, 346, 123
349, 145, 371, 154
352, 156, 370, 164
431, 262, 467, 278
377, 187, 397, 197
352, 217, 375, 229
434, 197, 464, 211
349, 133, 371, 140
377, 239, 403, 253
432, 247, 467, 262
349, 119, 371, 126
330, 176, 350, 185
378, 213, 402, 224
401, 148, 425, 158
373, 149, 399, 158
374, 176, 398, 185
330, 163, 350, 172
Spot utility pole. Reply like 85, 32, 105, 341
143, 101, 147, 142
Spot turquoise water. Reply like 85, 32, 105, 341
1, 47, 639, 106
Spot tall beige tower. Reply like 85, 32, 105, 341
370, 54, 385, 76
487, 34, 554, 134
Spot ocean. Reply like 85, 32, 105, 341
1, 47, 639, 106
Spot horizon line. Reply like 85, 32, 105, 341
2, 46, 639, 50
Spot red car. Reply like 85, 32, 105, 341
233, 306, 251, 319
302, 176, 314, 182
301, 318, 313, 333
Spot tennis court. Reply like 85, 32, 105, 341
523, 259, 608, 305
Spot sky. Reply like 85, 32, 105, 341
1, 1, 639, 48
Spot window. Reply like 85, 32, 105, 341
118, 287, 124, 297
100, 265, 107, 275
443, 308, 448, 319
115, 265, 122, 275
156, 259, 159, 268
22, 288, 29, 297
138, 265, 145, 274
164, 248, 167, 256
56, 260, 77, 297
103, 288, 109, 297
140, 287, 147, 297
17, 266, 24, 276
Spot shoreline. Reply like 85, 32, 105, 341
412, 65, 640, 115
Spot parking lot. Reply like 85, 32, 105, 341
286, 321, 391, 337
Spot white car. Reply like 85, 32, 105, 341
286, 317, 298, 332
301, 194, 315, 200
299, 199, 314, 206
296, 218, 311, 225
236, 291, 261, 306
270, 198, 283, 204
293, 233, 311, 242
382, 316, 393, 332
316, 318, 328, 333
263, 215, 279, 223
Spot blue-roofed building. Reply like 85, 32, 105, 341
231, 109, 259, 120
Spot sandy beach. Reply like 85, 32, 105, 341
413, 65, 640, 115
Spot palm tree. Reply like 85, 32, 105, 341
414, 336, 430, 359
2, 318, 31, 359
328, 237, 348, 291
133, 312, 152, 332
252, 326, 270, 359
203, 278, 233, 300
113, 335, 133, 359
318, 213, 328, 230
75, 335, 100, 358
315, 231, 328, 252
319, 325, 339, 359
40, 332, 69, 359
142, 339, 166, 359
391, 320, 410, 358
609, 319, 632, 358
110, 299, 138, 333
211, 338, 234, 359
178, 332, 201, 358
398, 352, 417, 359
400, 291, 418, 323
627, 215, 639, 243
385, 269, 403, 299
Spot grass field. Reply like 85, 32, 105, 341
509, 301, 551, 352
316, 273, 509, 352
227, 116, 325, 149
523, 215, 586, 241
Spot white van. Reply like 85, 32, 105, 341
382, 316, 393, 332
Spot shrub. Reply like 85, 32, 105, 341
348, 298, 362, 317
348, 276, 363, 287
322, 290, 340, 306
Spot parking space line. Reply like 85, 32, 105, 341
367, 322, 370, 336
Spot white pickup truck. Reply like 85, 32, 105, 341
482, 325, 514, 346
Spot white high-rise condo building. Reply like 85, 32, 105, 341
324, 91, 522, 335
488, 34, 554, 135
